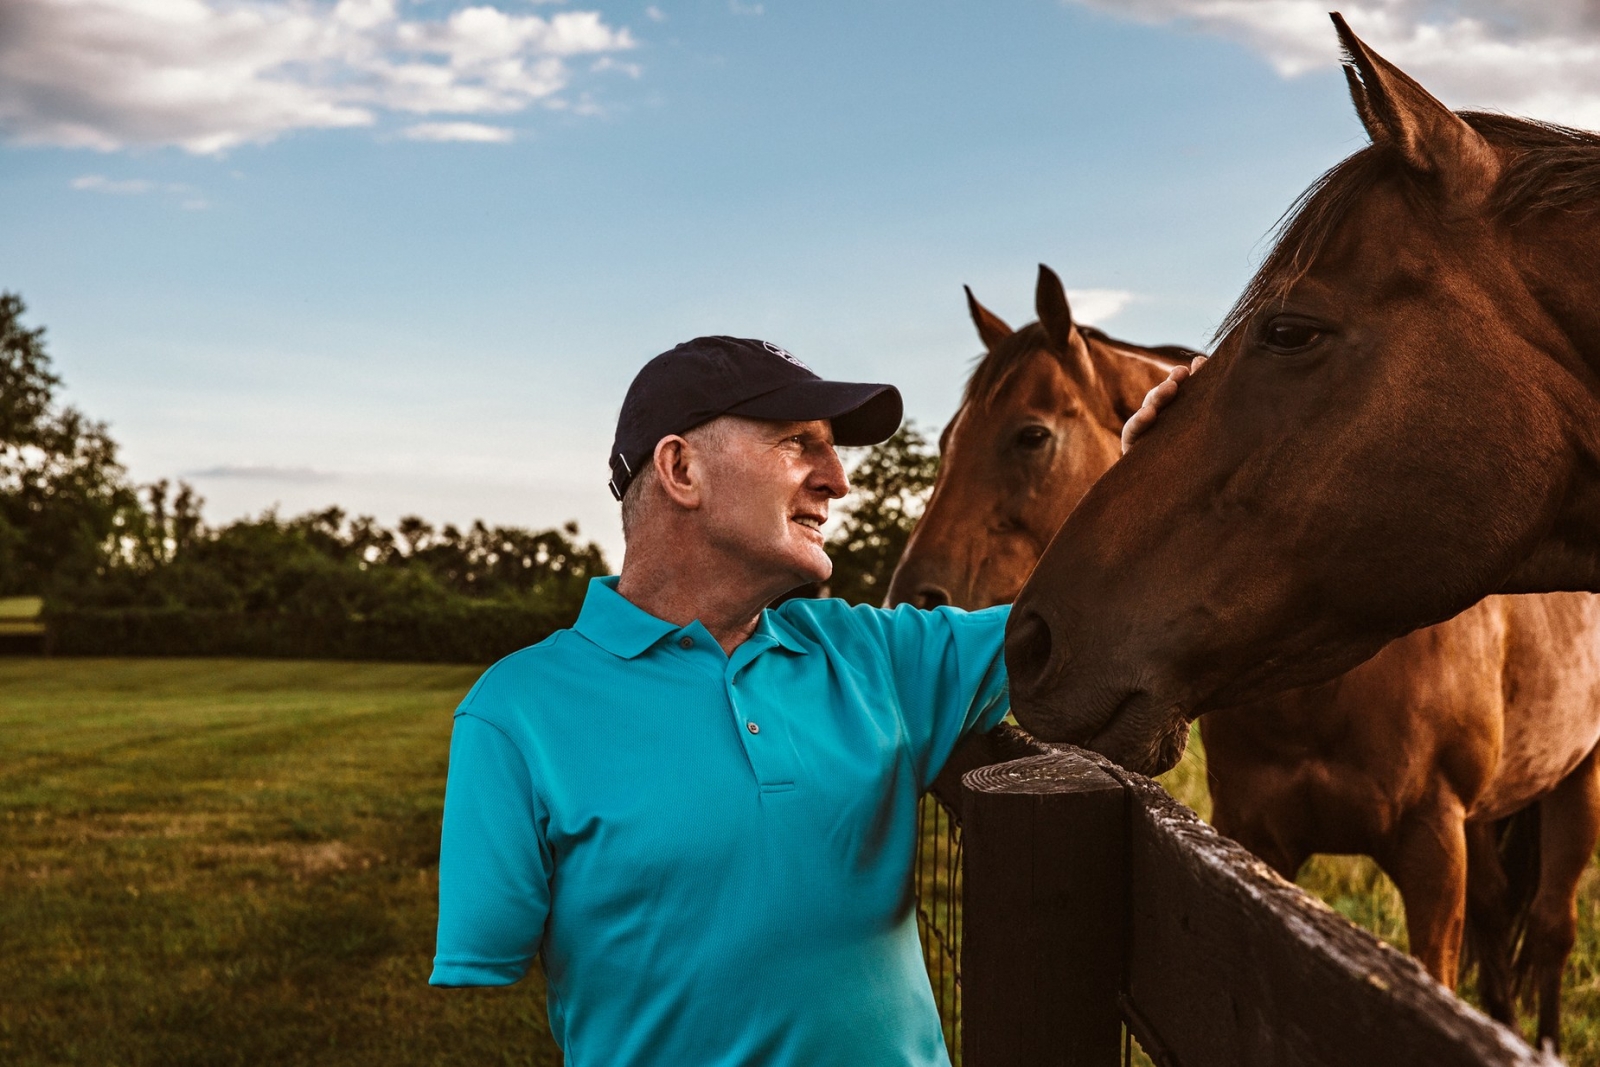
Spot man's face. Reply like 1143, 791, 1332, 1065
696, 417, 849, 587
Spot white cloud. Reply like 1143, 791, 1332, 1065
1070, 1, 1600, 130
402, 120, 514, 142
729, 0, 763, 14
645, 5, 666, 22
0, 0, 638, 155
1067, 288, 1135, 326
71, 174, 158, 194
187, 464, 338, 482
72, 174, 207, 204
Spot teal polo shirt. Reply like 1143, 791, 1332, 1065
431, 576, 1009, 1067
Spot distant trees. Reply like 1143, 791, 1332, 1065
1, 289, 944, 633
0, 293, 140, 597
0, 292, 610, 624
826, 423, 940, 605
68, 493, 611, 621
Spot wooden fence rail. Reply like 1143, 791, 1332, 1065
916, 726, 1561, 1067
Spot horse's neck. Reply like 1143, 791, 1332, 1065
1517, 211, 1600, 384
1088, 339, 1183, 424
1499, 210, 1600, 594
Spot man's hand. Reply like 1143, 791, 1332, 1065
1121, 355, 1208, 455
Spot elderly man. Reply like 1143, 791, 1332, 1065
430, 336, 1011, 1067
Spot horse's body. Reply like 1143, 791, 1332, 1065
1003, 16, 1600, 782
895, 266, 1600, 1049
1207, 597, 1600, 1048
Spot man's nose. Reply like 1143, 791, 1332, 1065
818, 448, 849, 498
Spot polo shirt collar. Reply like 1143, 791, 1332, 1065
574, 576, 812, 660
574, 577, 677, 659
757, 609, 810, 655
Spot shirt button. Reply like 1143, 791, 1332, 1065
679, 636, 694, 649
747, 721, 760, 735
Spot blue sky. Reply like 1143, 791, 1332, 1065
2, 0, 1594, 565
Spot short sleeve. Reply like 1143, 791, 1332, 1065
430, 711, 553, 987
872, 603, 1011, 791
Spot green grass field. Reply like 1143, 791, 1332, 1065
0, 658, 561, 1067
6, 659, 1600, 1065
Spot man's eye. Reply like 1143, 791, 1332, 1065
1261, 318, 1325, 354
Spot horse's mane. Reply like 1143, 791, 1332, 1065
961, 321, 1199, 409
1215, 112, 1600, 343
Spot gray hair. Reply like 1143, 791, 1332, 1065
619, 463, 657, 543
619, 418, 733, 543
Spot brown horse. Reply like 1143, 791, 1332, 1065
894, 269, 1600, 1049
1203, 599, 1600, 1050
1004, 15, 1600, 781
885, 264, 1192, 609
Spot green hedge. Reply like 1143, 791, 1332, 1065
45, 603, 574, 664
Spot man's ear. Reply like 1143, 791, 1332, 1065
653, 435, 702, 510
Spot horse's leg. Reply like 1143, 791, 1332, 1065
1249, 836, 1306, 883
1382, 794, 1469, 987
1464, 819, 1515, 1025
1210, 804, 1306, 881
1523, 745, 1600, 1054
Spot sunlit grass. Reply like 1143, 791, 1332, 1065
0, 658, 560, 1067
16, 660, 1600, 1064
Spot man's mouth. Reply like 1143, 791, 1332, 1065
791, 514, 824, 535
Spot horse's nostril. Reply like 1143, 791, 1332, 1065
915, 586, 951, 609
1005, 610, 1054, 690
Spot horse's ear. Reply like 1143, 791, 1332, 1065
1036, 264, 1097, 385
964, 285, 1013, 352
1341, 63, 1385, 143
1332, 12, 1499, 204
1035, 264, 1076, 350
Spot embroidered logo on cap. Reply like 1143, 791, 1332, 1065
763, 341, 810, 371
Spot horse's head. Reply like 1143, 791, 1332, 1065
1007, 14, 1600, 775
887, 264, 1183, 610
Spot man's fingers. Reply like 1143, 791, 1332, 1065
1140, 374, 1178, 412
1146, 358, 1207, 413
1121, 410, 1152, 455
1122, 355, 1208, 455
1148, 374, 1182, 407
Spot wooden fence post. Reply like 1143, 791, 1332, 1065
960, 751, 1127, 1067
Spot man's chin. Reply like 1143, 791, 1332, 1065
784, 547, 833, 590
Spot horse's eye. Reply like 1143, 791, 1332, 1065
1015, 425, 1051, 450
1261, 317, 1324, 354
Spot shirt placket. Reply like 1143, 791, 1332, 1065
726, 650, 797, 794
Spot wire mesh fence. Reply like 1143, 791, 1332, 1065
914, 789, 964, 1063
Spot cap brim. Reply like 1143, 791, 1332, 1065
723, 380, 903, 447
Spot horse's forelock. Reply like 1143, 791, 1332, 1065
960, 322, 1051, 410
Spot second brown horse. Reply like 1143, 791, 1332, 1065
890, 264, 1600, 1052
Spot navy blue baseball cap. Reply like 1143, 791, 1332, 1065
608, 336, 903, 500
